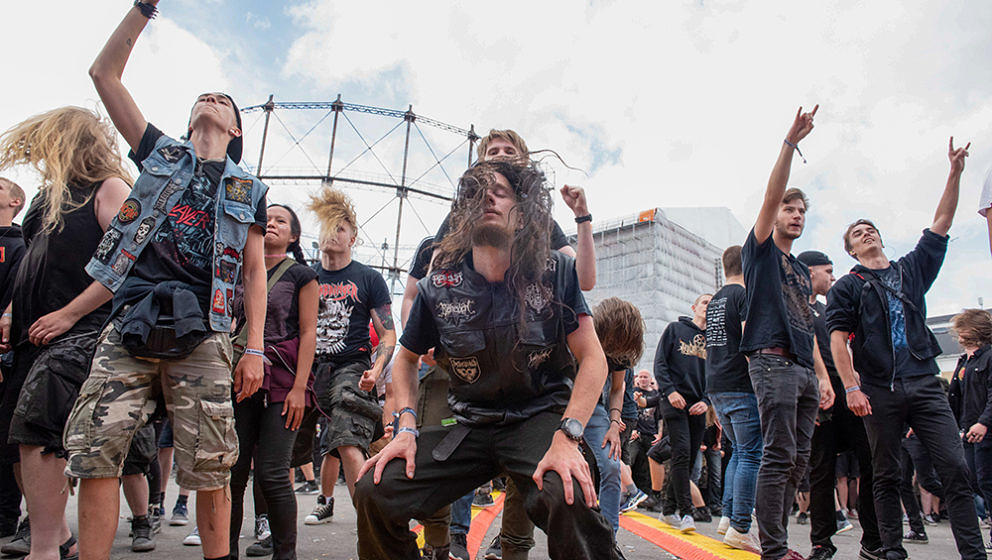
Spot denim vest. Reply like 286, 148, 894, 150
86, 133, 268, 332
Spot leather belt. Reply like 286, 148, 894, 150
757, 347, 792, 358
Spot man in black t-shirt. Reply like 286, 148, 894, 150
827, 139, 984, 560
740, 105, 833, 560
705, 245, 761, 553
354, 160, 617, 560
797, 250, 882, 560
303, 187, 395, 526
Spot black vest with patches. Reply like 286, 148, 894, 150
417, 252, 578, 426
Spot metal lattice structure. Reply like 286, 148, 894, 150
240, 95, 480, 293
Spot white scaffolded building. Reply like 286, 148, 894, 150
572, 207, 747, 372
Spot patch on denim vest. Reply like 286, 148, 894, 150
224, 177, 252, 204
118, 199, 141, 224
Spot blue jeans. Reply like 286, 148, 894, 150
583, 404, 622, 534
450, 491, 474, 536
710, 391, 763, 534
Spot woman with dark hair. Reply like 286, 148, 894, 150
228, 204, 318, 559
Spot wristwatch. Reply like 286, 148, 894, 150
557, 417, 584, 442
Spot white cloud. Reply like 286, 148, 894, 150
280, 0, 992, 311
0, 2, 231, 198
246, 12, 272, 31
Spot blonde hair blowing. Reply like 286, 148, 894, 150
0, 106, 132, 234
308, 186, 357, 239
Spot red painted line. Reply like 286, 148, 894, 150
466, 493, 506, 559
619, 516, 731, 560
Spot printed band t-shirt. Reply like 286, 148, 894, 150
810, 300, 836, 374
128, 124, 266, 312
740, 228, 815, 369
705, 283, 752, 394
879, 265, 934, 378
315, 260, 391, 360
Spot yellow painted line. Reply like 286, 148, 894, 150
620, 511, 759, 560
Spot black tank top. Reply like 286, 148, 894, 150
11, 183, 112, 345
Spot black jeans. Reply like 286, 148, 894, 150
749, 354, 820, 560
899, 444, 926, 534
354, 411, 617, 560
230, 393, 299, 560
809, 375, 881, 552
964, 438, 992, 540
862, 375, 985, 560
628, 432, 654, 494
660, 402, 706, 517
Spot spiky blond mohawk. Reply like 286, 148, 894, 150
308, 186, 357, 238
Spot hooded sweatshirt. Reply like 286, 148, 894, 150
654, 316, 708, 404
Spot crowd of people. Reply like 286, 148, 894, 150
0, 3, 992, 560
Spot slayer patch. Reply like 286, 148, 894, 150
211, 289, 226, 314
431, 270, 463, 288
118, 199, 141, 224
94, 228, 122, 264
449, 356, 480, 384
216, 260, 237, 284
224, 177, 252, 204
157, 145, 185, 163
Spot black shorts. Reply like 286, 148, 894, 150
620, 419, 635, 465
648, 435, 672, 464
8, 331, 100, 457
836, 449, 860, 479
313, 357, 381, 458
0, 351, 27, 465
291, 408, 318, 468
122, 423, 157, 476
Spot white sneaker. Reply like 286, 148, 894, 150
717, 516, 731, 535
660, 513, 681, 527
679, 514, 696, 534
182, 528, 201, 546
723, 526, 760, 553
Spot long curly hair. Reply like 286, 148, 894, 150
0, 106, 132, 234
434, 160, 553, 323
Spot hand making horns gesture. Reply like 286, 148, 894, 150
786, 105, 819, 145
949, 136, 970, 175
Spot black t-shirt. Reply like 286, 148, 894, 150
810, 300, 836, 375
315, 260, 391, 360
0, 225, 26, 311
12, 185, 111, 344
128, 124, 266, 303
705, 283, 752, 394
410, 214, 570, 280
740, 228, 815, 368
635, 388, 660, 435
233, 260, 317, 346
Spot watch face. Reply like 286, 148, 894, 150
562, 418, 584, 439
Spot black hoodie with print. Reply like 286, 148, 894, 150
654, 316, 708, 404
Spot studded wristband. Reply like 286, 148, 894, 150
133, 0, 158, 19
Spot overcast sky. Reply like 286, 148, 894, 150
3, 1, 991, 315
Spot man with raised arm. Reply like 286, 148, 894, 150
353, 160, 617, 560
62, 2, 269, 560
739, 106, 834, 560
827, 139, 985, 560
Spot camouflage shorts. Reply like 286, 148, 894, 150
64, 323, 238, 490
313, 359, 381, 458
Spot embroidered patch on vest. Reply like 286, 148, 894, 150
449, 356, 480, 384
94, 228, 122, 264
157, 145, 185, 163
212, 289, 226, 314
225, 177, 252, 204
154, 182, 184, 214
528, 346, 554, 369
133, 217, 156, 245
436, 298, 476, 326
222, 246, 241, 260
226, 288, 234, 313
216, 260, 237, 284
118, 199, 141, 224
431, 270, 462, 288
110, 249, 135, 274
524, 282, 551, 313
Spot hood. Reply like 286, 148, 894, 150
678, 315, 704, 333
0, 224, 22, 238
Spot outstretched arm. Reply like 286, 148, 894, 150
931, 137, 970, 237
754, 105, 817, 243
89, 2, 157, 150
560, 185, 596, 290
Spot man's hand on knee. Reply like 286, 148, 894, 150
359, 431, 417, 484
532, 431, 596, 508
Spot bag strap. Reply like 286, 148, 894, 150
233, 258, 296, 347
855, 263, 922, 315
